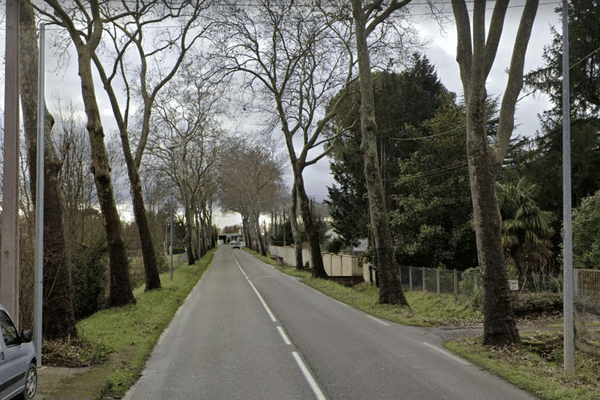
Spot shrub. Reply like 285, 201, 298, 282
573, 190, 600, 270
510, 292, 562, 318
325, 238, 344, 254
71, 233, 108, 320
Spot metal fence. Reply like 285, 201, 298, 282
401, 266, 482, 297
575, 269, 600, 314
401, 266, 600, 312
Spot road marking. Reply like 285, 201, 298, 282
235, 253, 327, 399
422, 342, 471, 366
248, 277, 278, 322
292, 351, 327, 400
277, 326, 292, 345
366, 314, 390, 326
235, 257, 277, 322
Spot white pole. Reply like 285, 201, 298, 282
170, 170, 174, 281
562, 0, 575, 374
2, 0, 21, 329
34, 22, 46, 369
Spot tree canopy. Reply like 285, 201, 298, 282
326, 55, 448, 248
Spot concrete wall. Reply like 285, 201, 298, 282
269, 245, 313, 269
269, 246, 363, 278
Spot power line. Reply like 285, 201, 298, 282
389, 124, 465, 141
396, 160, 468, 183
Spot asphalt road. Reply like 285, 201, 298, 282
124, 246, 537, 400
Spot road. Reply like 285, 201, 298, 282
125, 246, 537, 400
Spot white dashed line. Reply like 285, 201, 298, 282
292, 351, 327, 400
235, 253, 327, 399
277, 326, 292, 345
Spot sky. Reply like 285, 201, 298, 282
299, 1, 563, 204
2, 1, 565, 227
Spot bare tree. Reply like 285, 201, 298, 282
19, 0, 77, 337
149, 72, 223, 265
40, 0, 136, 307
451, 0, 539, 345
52, 100, 99, 248
218, 140, 285, 256
90, 0, 213, 290
350, 0, 417, 305
209, 0, 355, 277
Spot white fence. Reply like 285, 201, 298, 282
267, 246, 600, 302
268, 246, 364, 278
268, 245, 313, 269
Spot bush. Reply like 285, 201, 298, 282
459, 267, 481, 297
573, 190, 600, 270
71, 233, 108, 320
510, 292, 562, 318
325, 238, 344, 254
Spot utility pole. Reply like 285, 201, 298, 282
562, 0, 575, 374
1, 0, 21, 326
34, 23, 47, 368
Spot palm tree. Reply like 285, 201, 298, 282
498, 178, 557, 286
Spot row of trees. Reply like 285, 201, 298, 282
15, 0, 223, 338
327, 0, 600, 346
216, 0, 545, 345
13, 0, 579, 349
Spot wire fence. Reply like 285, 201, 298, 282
575, 269, 600, 315
400, 265, 482, 297
400, 265, 600, 315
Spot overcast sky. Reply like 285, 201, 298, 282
2, 2, 564, 226
301, 1, 562, 203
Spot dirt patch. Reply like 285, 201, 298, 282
42, 337, 109, 368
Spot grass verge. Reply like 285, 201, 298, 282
262, 252, 600, 400
274, 263, 482, 327
446, 334, 600, 399
73, 249, 215, 399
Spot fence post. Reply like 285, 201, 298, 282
573, 269, 579, 298
409, 266, 413, 290
436, 269, 440, 295
422, 267, 426, 292
454, 269, 458, 296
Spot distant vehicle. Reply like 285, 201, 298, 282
0, 304, 37, 400
231, 241, 240, 249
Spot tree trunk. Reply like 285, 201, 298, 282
254, 213, 267, 256
294, 166, 327, 278
78, 37, 135, 308
466, 80, 519, 346
130, 171, 162, 289
352, 0, 408, 305
452, 0, 538, 345
19, 0, 77, 338
183, 198, 196, 265
93, 51, 163, 292
290, 183, 303, 270
242, 215, 251, 248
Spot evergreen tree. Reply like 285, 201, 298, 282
498, 178, 557, 281
326, 54, 448, 244
392, 97, 476, 270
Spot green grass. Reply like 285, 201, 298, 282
275, 262, 482, 327
263, 251, 600, 400
446, 336, 600, 400
76, 249, 215, 398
